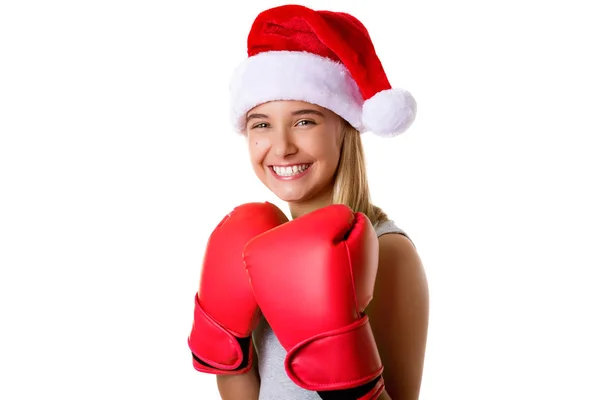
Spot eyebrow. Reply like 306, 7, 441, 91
246, 109, 325, 122
291, 109, 325, 117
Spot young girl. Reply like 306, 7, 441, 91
189, 5, 429, 400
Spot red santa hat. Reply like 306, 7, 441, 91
229, 4, 417, 138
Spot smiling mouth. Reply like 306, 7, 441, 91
270, 163, 312, 177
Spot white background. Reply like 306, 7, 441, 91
1, 0, 599, 399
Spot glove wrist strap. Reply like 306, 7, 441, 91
188, 293, 252, 374
318, 376, 385, 400
284, 315, 383, 391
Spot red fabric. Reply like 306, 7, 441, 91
246, 5, 392, 101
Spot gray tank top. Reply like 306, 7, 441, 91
252, 219, 410, 400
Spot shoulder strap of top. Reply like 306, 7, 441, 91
374, 219, 416, 248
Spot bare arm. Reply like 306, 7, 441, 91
216, 343, 261, 400
366, 233, 430, 400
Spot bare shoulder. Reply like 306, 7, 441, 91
366, 232, 429, 400
377, 232, 424, 277
372, 232, 429, 315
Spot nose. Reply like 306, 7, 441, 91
271, 126, 297, 158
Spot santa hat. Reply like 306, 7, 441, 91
229, 4, 417, 138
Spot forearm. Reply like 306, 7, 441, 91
216, 372, 260, 400
378, 389, 392, 400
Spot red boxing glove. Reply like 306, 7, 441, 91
188, 202, 288, 374
243, 204, 384, 399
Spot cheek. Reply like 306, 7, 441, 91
302, 135, 340, 167
247, 136, 269, 168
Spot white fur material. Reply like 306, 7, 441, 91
362, 88, 417, 137
229, 51, 365, 133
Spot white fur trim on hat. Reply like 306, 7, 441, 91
362, 88, 417, 137
229, 51, 365, 133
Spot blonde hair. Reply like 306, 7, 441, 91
332, 120, 388, 226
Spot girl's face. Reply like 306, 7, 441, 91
245, 100, 344, 204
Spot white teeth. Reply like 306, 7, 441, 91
273, 164, 310, 177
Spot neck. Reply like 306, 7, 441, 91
288, 188, 334, 219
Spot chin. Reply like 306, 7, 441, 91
270, 187, 310, 203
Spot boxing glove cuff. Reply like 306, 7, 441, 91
188, 293, 253, 374
318, 376, 385, 400
284, 315, 383, 391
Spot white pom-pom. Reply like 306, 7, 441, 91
362, 88, 417, 137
